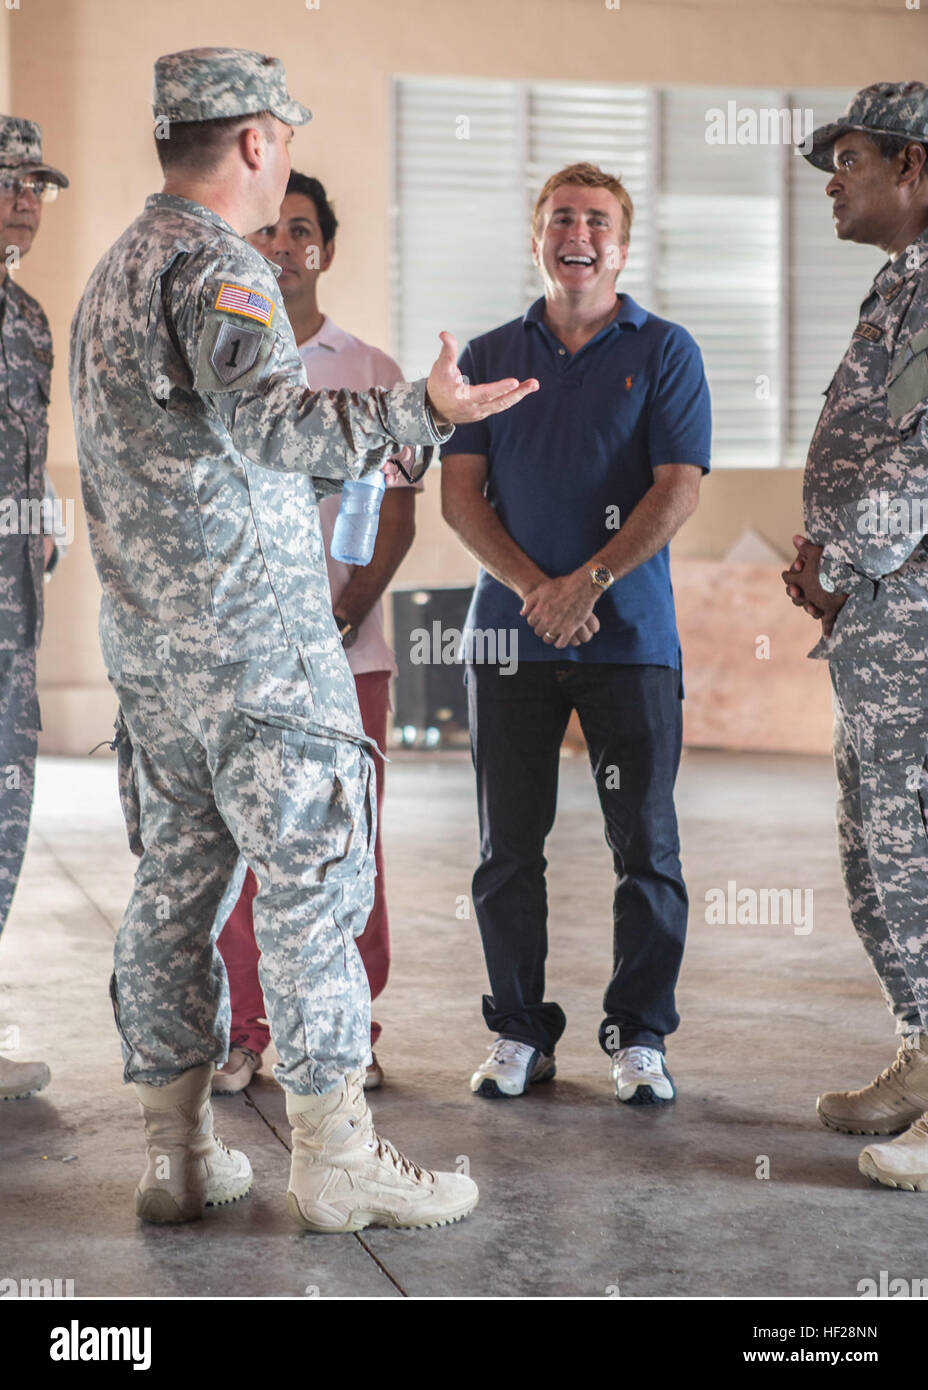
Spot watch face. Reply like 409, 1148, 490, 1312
819, 572, 835, 594
592, 565, 612, 587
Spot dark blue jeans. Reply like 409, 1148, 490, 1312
466, 661, 687, 1056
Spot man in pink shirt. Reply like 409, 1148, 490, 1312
214, 172, 419, 1093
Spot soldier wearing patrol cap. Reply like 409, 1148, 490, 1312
783, 82, 928, 1191
69, 47, 536, 1229
0, 116, 67, 1102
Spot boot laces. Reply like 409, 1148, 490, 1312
875, 1041, 917, 1090
365, 1132, 429, 1184
200, 1101, 232, 1157
346, 1070, 367, 1107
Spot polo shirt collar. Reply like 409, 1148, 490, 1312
523, 292, 647, 333
301, 316, 349, 353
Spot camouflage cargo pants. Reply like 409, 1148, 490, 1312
110, 646, 376, 1093
832, 661, 928, 1035
0, 648, 38, 939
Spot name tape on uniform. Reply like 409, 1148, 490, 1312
214, 283, 275, 327
853, 322, 883, 343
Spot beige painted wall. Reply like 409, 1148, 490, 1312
2, 0, 923, 750
0, 9, 9, 114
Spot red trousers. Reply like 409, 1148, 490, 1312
217, 670, 391, 1053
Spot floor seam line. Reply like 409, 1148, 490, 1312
352, 1234, 409, 1296
30, 827, 121, 937
245, 1090, 408, 1294
242, 1090, 293, 1152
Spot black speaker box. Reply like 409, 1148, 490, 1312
391, 586, 474, 746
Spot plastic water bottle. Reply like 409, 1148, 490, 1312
330, 469, 387, 565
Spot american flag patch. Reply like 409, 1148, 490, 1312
214, 283, 275, 326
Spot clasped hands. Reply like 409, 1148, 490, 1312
521, 534, 849, 649
781, 533, 848, 638
521, 570, 600, 648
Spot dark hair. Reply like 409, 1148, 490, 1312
866, 130, 928, 167
285, 171, 338, 244
154, 110, 275, 176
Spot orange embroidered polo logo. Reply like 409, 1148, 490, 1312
625, 375, 633, 390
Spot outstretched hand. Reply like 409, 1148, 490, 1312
426, 332, 538, 425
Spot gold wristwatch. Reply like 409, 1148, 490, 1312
588, 563, 615, 593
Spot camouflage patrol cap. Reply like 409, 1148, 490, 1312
0, 116, 68, 188
802, 81, 928, 171
153, 47, 311, 126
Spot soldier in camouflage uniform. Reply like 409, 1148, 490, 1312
0, 118, 68, 1102
785, 83, 928, 1191
70, 48, 536, 1228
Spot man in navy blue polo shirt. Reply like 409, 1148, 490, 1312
441, 162, 711, 1106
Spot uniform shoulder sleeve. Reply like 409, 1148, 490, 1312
14, 282, 53, 357
159, 239, 448, 484
167, 241, 303, 396
886, 269, 928, 430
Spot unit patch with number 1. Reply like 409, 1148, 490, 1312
209, 320, 265, 384
194, 282, 278, 393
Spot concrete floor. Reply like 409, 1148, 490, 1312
1, 747, 924, 1299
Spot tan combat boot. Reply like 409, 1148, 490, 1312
817, 1033, 928, 1135
134, 1063, 253, 1223
0, 1053, 50, 1100
286, 1069, 478, 1233
859, 1112, 928, 1192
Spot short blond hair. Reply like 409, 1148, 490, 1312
531, 162, 633, 245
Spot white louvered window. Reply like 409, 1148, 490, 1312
787, 88, 884, 465
390, 79, 526, 383
391, 78, 883, 468
525, 83, 654, 308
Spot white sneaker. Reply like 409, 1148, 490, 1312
470, 1038, 556, 1098
611, 1046, 675, 1105
0, 1053, 50, 1100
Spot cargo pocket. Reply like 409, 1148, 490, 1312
869, 721, 928, 860
887, 330, 928, 433
332, 739, 376, 941
112, 707, 143, 858
239, 716, 375, 890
